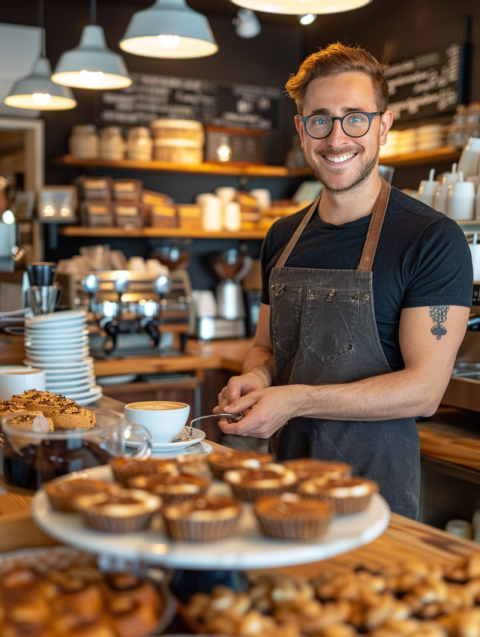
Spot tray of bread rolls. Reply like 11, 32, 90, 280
32, 453, 390, 570
0, 545, 176, 636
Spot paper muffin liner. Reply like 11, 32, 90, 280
206, 459, 229, 480
81, 509, 155, 533
301, 491, 373, 515
228, 482, 294, 503
160, 489, 209, 505
255, 513, 332, 541
163, 514, 240, 541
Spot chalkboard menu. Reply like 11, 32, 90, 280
96, 72, 282, 131
385, 42, 466, 123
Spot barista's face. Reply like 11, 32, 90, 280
295, 72, 392, 193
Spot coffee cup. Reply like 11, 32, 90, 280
124, 401, 190, 445
0, 366, 46, 401
447, 173, 475, 220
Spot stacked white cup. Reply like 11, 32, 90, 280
447, 171, 475, 221
417, 169, 439, 207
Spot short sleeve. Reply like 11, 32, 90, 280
403, 216, 473, 308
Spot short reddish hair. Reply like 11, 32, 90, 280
286, 43, 388, 115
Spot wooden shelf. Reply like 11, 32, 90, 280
59, 226, 267, 239
55, 155, 311, 178
379, 146, 461, 168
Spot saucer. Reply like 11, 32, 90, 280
126, 426, 206, 452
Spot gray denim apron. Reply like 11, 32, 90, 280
269, 178, 420, 519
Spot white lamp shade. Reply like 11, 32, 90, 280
52, 25, 132, 89
119, 0, 218, 59
4, 57, 77, 110
230, 0, 372, 14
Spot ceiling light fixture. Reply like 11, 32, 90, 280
4, 0, 77, 110
52, 0, 131, 90
230, 0, 372, 15
299, 13, 317, 24
233, 9, 261, 38
119, 0, 218, 59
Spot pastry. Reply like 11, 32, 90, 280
107, 596, 158, 637
282, 458, 352, 481
128, 472, 211, 503
109, 457, 178, 486
223, 463, 297, 501
176, 453, 211, 478
298, 476, 378, 514
207, 450, 274, 480
45, 478, 114, 513
41, 403, 95, 430
162, 494, 241, 541
0, 401, 27, 417
74, 488, 161, 533
5, 411, 53, 432
254, 492, 333, 540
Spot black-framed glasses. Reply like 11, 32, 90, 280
297, 111, 383, 139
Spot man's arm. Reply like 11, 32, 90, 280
219, 304, 469, 438
215, 303, 274, 413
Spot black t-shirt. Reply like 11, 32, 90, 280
261, 187, 473, 371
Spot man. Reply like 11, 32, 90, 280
215, 43, 473, 518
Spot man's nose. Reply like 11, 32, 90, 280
326, 119, 350, 145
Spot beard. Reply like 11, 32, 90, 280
307, 145, 380, 194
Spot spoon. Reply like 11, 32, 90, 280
172, 413, 244, 443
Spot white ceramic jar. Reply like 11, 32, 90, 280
127, 127, 153, 161
69, 125, 100, 159
99, 126, 125, 161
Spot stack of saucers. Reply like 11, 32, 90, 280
23, 310, 102, 405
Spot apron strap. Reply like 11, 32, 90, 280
274, 195, 321, 269
273, 177, 391, 271
357, 177, 391, 272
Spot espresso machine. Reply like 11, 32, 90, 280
197, 249, 251, 340
76, 269, 194, 357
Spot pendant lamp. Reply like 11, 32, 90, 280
230, 0, 372, 15
119, 0, 218, 59
4, 0, 76, 110
52, 0, 131, 89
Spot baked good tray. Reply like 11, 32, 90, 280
32, 465, 390, 570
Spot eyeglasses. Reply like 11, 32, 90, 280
297, 111, 384, 139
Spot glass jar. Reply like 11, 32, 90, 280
69, 125, 99, 159
127, 127, 153, 161
99, 126, 125, 161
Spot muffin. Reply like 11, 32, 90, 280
176, 453, 211, 478
254, 493, 334, 540
298, 477, 378, 514
128, 472, 211, 504
223, 463, 297, 502
74, 488, 161, 533
207, 450, 274, 480
45, 478, 115, 513
162, 494, 241, 541
283, 458, 352, 482
109, 457, 178, 486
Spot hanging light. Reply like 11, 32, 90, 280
233, 9, 261, 38
299, 13, 317, 24
119, 0, 218, 59
230, 0, 372, 15
52, 0, 131, 90
4, 0, 76, 110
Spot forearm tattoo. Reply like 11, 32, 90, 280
429, 305, 449, 340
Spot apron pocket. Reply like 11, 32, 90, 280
270, 284, 304, 360
302, 288, 360, 364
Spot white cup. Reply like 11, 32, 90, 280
445, 519, 473, 539
215, 187, 237, 203
124, 401, 190, 445
250, 188, 272, 211
459, 137, 480, 178
0, 366, 46, 401
200, 195, 223, 232
417, 180, 439, 208
127, 256, 145, 272
224, 201, 241, 231
447, 179, 475, 220
434, 184, 449, 214
192, 290, 217, 318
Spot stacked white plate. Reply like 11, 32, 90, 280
23, 310, 102, 406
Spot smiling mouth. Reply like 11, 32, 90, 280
323, 153, 357, 163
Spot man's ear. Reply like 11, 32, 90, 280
379, 110, 393, 146
294, 116, 305, 149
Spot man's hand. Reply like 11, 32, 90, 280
218, 384, 306, 438
214, 368, 269, 414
